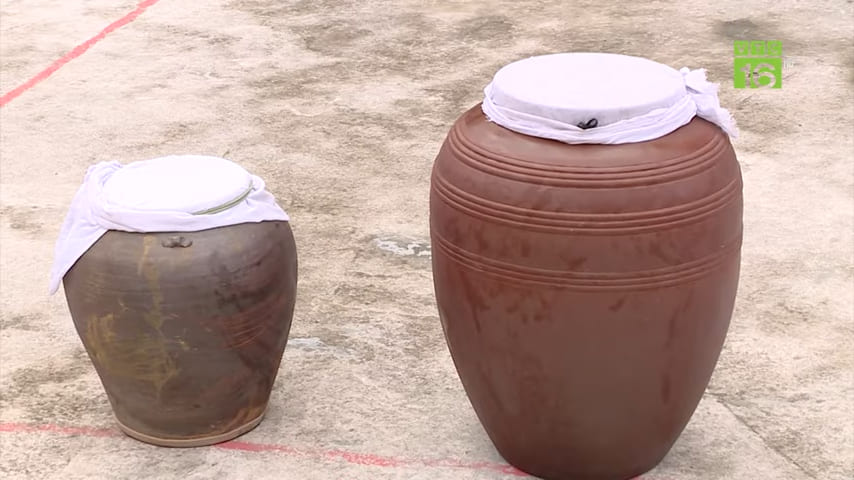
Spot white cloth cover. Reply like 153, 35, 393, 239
481, 52, 738, 144
48, 155, 289, 295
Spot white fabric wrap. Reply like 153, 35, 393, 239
48, 155, 289, 295
481, 52, 738, 145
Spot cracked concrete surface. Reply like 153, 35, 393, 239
1, 0, 852, 479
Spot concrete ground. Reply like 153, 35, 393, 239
1, 0, 852, 479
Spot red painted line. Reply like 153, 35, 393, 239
0, 422, 120, 438
0, 0, 163, 107
217, 441, 409, 468
0, 422, 529, 476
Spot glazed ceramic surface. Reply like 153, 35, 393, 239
429, 105, 742, 479
63, 220, 297, 447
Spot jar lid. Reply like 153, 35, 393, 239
101, 155, 254, 215
482, 52, 738, 144
48, 155, 289, 295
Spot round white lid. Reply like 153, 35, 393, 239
101, 155, 253, 214
49, 156, 290, 295
490, 53, 685, 127
482, 52, 737, 144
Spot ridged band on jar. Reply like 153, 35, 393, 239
429, 106, 743, 287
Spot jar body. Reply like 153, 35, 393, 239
429, 106, 742, 479
63, 220, 298, 447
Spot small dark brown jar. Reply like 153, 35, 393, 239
429, 54, 742, 479
52, 156, 297, 447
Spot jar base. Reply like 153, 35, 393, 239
114, 409, 266, 448
505, 458, 655, 480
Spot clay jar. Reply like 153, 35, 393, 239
429, 54, 743, 479
56, 156, 297, 447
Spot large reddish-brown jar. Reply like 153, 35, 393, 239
429, 53, 742, 479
